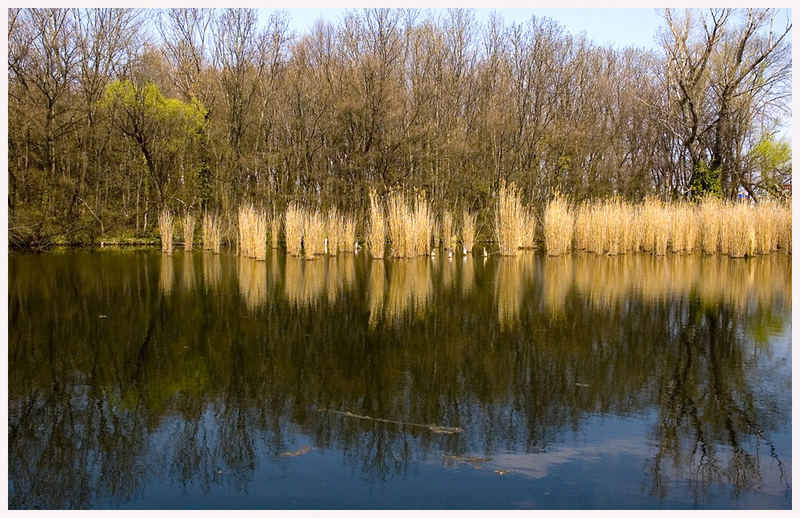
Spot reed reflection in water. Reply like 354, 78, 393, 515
385, 258, 433, 324
7, 251, 792, 509
238, 257, 267, 310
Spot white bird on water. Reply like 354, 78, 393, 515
482, 247, 488, 257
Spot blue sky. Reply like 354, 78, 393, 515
266, 8, 666, 50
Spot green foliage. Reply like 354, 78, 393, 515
750, 134, 791, 196
689, 161, 722, 199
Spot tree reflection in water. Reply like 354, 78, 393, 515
8, 251, 791, 508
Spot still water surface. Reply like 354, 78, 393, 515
8, 251, 792, 509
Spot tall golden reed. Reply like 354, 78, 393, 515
461, 209, 476, 254
159, 208, 174, 255
326, 207, 341, 255
720, 201, 756, 258
441, 210, 456, 252
270, 210, 281, 249
699, 196, 722, 254
368, 188, 385, 259
387, 188, 412, 257
495, 181, 524, 256
304, 210, 326, 258
543, 194, 574, 255
668, 203, 698, 254
640, 198, 670, 255
202, 211, 221, 253
237, 204, 268, 260
183, 213, 195, 251
411, 191, 434, 257
521, 208, 537, 250
340, 214, 356, 252
284, 202, 305, 256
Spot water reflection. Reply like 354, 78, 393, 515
385, 259, 433, 324
8, 251, 791, 509
238, 257, 267, 310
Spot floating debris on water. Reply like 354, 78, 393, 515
575, 383, 590, 388
320, 408, 463, 434
494, 469, 510, 476
279, 446, 313, 458
443, 454, 492, 469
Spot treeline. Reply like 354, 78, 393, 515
7, 8, 792, 248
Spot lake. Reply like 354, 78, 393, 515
7, 250, 792, 509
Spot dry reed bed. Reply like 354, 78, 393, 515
238, 205, 268, 260
183, 213, 195, 251
284, 203, 305, 257
495, 181, 524, 256
303, 210, 326, 258
159, 208, 174, 255
386, 188, 434, 257
544, 194, 574, 255
202, 212, 221, 253
368, 189, 386, 259
461, 209, 476, 254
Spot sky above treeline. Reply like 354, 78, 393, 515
274, 8, 666, 50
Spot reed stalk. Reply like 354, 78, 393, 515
183, 213, 195, 251
159, 208, 173, 255
441, 210, 456, 252
285, 202, 305, 256
270, 210, 281, 249
202, 211, 221, 253
543, 194, 574, 255
461, 209, 476, 254
521, 208, 537, 249
304, 210, 326, 258
495, 181, 524, 256
368, 188, 385, 259
237, 205, 268, 260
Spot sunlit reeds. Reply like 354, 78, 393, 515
285, 202, 305, 256
270, 210, 281, 249
699, 196, 722, 254
753, 200, 781, 254
387, 189, 412, 257
368, 188, 385, 259
543, 194, 573, 255
411, 191, 434, 257
668, 203, 698, 254
441, 209, 456, 252
495, 181, 524, 256
521, 208, 537, 250
326, 208, 341, 255
640, 198, 670, 255
461, 209, 476, 254
182, 213, 195, 251
159, 208, 174, 255
202, 211, 221, 253
720, 201, 756, 258
340, 214, 356, 252
303, 210, 326, 258
237, 204, 267, 260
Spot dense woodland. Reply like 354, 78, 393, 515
7, 8, 792, 248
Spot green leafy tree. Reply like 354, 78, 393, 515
100, 79, 208, 208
